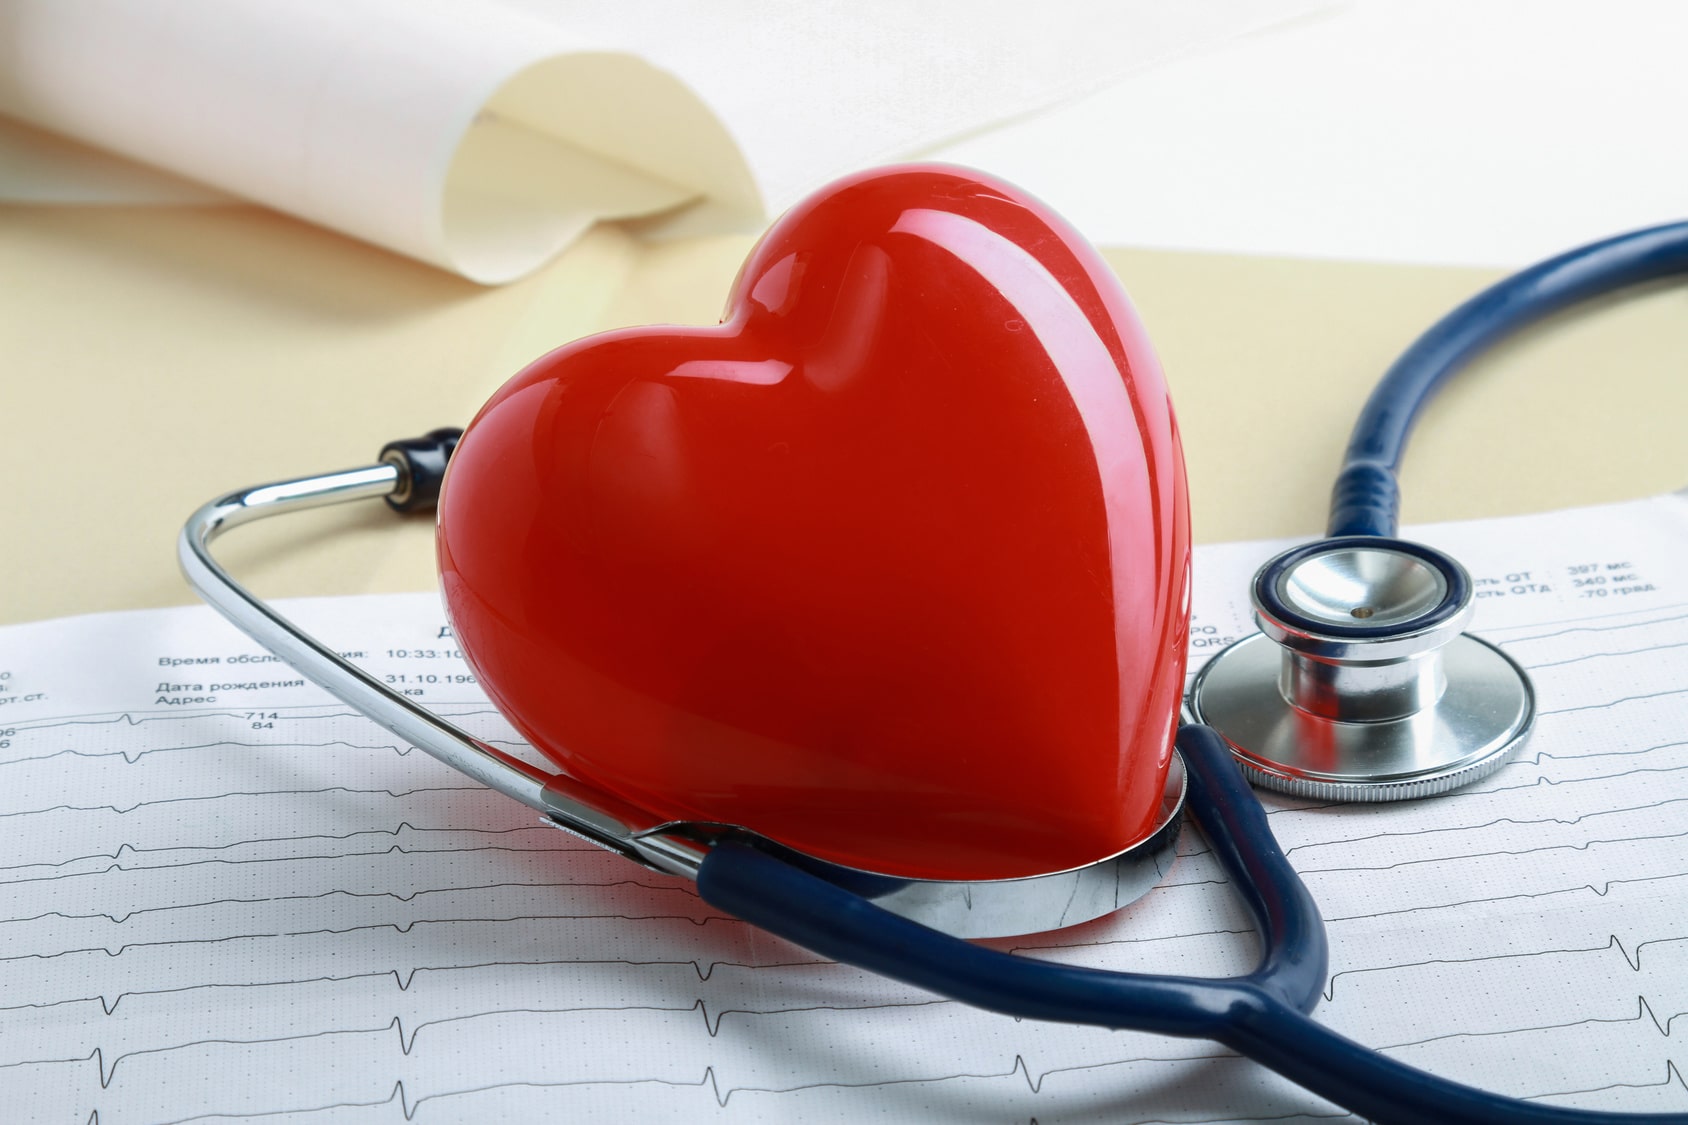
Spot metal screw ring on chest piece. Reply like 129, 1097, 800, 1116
1187, 537, 1535, 801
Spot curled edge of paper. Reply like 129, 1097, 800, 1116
0, 0, 764, 284
437, 51, 764, 285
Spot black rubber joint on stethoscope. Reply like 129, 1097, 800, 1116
379, 427, 463, 513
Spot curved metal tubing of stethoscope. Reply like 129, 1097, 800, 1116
705, 725, 1688, 1125
178, 463, 555, 810
1329, 218, 1688, 538
176, 462, 715, 877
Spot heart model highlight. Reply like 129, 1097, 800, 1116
437, 165, 1190, 882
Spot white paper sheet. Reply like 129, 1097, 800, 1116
3, 495, 1686, 1121
0, 0, 1328, 280
0, 0, 747, 283
929, 0, 1688, 270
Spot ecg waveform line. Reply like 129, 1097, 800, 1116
0, 783, 490, 820
137, 1049, 1256, 1124
1296, 829, 1688, 878
1490, 605, 1688, 645
1314, 870, 1688, 928
1537, 684, 1688, 715
1281, 796, 1688, 859
0, 737, 424, 770
10, 995, 968, 1088
0, 910, 751, 967
0, 954, 842, 1023
1481, 763, 1688, 795
0, 703, 505, 736
1382, 996, 1688, 1049
0, 821, 581, 875
116, 1051, 1688, 1125
0, 877, 696, 928
1525, 638, 1688, 669
1323, 931, 1688, 1002
0, 731, 532, 773
0, 840, 608, 894
1513, 738, 1688, 768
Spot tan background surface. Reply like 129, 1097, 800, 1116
4, 203, 1686, 625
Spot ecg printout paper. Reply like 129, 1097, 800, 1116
2, 495, 1686, 1123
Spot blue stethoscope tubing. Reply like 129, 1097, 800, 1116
1330, 219, 1688, 539
698, 219, 1688, 1125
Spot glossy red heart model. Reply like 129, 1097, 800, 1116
437, 165, 1190, 881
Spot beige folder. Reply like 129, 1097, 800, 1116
4, 204, 1685, 624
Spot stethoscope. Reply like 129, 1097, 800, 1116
180, 204, 1688, 1124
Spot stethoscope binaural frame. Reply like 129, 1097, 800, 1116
181, 218, 1688, 1125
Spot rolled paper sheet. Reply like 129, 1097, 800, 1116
0, 0, 760, 282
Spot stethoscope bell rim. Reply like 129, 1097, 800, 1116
1187, 537, 1535, 801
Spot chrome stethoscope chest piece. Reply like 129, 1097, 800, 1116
1188, 537, 1535, 801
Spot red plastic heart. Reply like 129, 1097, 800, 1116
437, 165, 1190, 881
